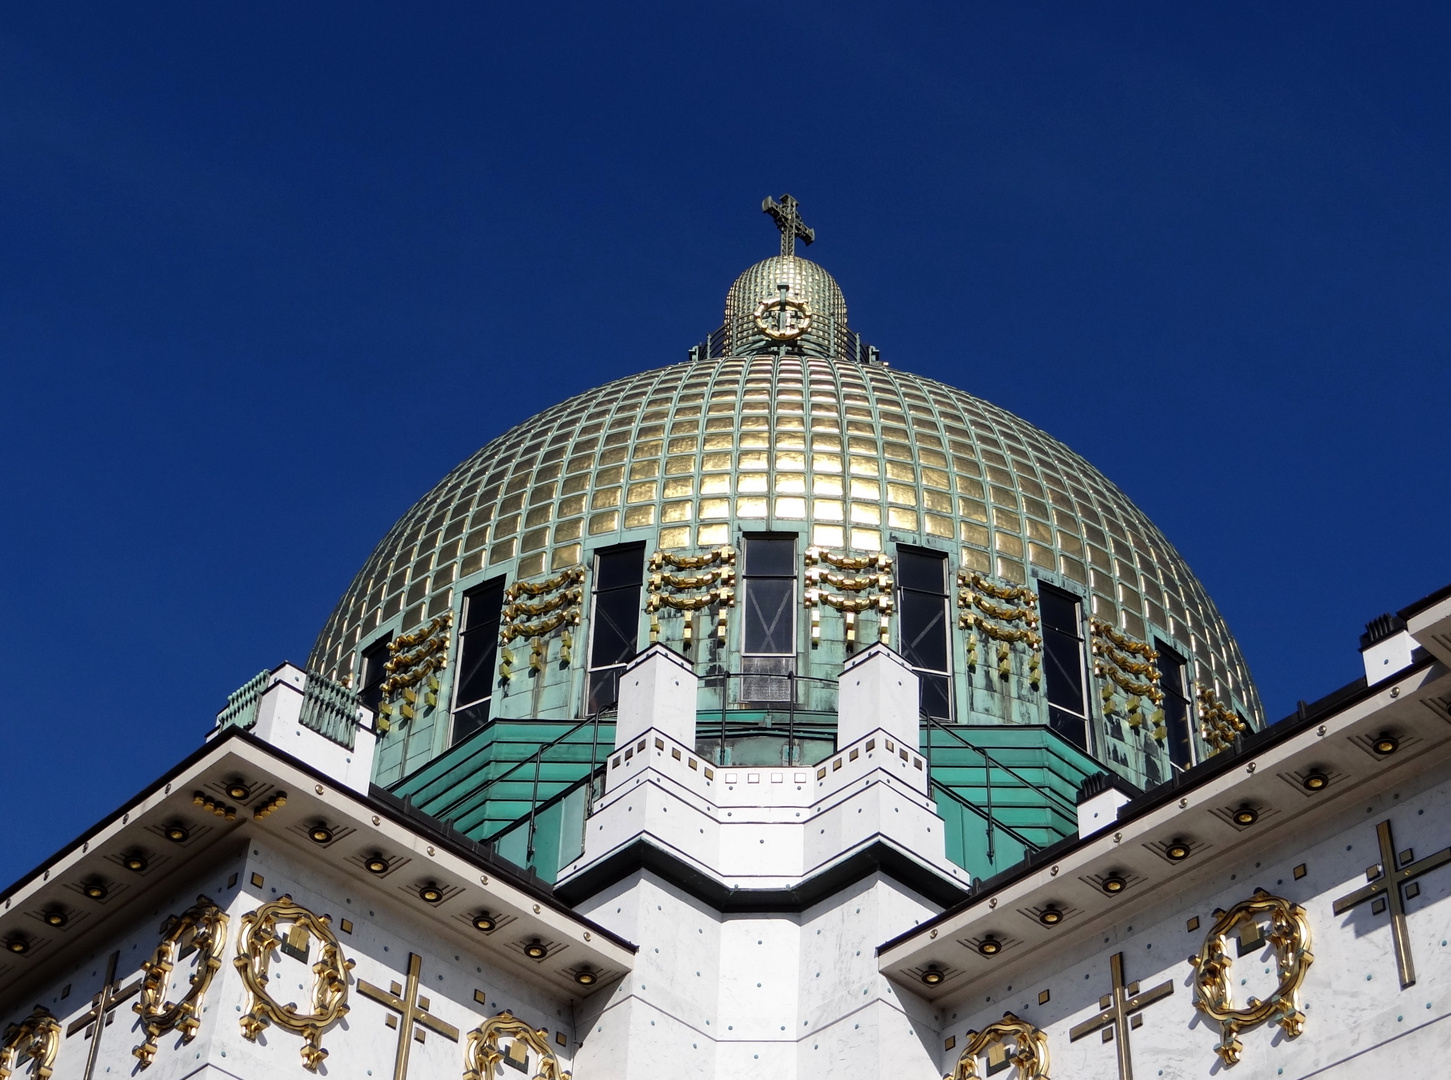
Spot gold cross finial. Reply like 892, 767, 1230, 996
762, 194, 815, 257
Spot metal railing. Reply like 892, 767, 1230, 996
920, 711, 1082, 865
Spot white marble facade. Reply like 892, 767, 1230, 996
2, 595, 1449, 1080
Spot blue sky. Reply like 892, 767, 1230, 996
3, 2, 1448, 885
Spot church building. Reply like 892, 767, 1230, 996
0, 198, 1447, 1080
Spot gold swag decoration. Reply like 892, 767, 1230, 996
234, 895, 354, 1071
132, 895, 229, 1068
1190, 889, 1313, 1066
647, 546, 736, 648
0, 1008, 60, 1080
463, 1012, 570, 1080
805, 547, 894, 644
946, 1011, 1050, 1080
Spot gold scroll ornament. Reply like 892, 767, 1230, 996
234, 895, 354, 1071
0, 1008, 60, 1080
463, 1012, 571, 1080
132, 895, 229, 1068
647, 546, 736, 647
946, 1011, 1050, 1080
1189, 889, 1313, 1066
805, 547, 893, 643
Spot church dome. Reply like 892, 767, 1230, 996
309, 197, 1261, 790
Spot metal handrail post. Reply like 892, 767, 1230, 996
526, 747, 543, 861
983, 742, 995, 864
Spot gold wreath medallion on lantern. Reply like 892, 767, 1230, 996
463, 1012, 570, 1080
234, 895, 354, 1071
0, 1007, 60, 1080
132, 895, 229, 1068
1189, 889, 1313, 1066
946, 1011, 1050, 1080
752, 295, 813, 341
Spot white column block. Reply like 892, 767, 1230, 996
837, 644, 920, 749
614, 644, 698, 750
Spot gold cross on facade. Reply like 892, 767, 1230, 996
1332, 817, 1451, 988
1069, 951, 1174, 1080
65, 950, 142, 1080
358, 952, 461, 1080
762, 194, 815, 258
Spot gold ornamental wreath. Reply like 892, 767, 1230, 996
1189, 889, 1313, 1066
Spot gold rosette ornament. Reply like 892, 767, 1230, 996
234, 895, 354, 1071
1190, 889, 1313, 1066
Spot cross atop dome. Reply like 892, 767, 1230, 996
762, 194, 815, 257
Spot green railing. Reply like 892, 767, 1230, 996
216, 670, 270, 732
389, 706, 1103, 886
299, 671, 361, 750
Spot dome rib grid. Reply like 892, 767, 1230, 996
310, 354, 1260, 724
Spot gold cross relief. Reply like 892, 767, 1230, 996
64, 950, 142, 1080
1332, 817, 1451, 988
1068, 951, 1174, 1080
358, 952, 460, 1080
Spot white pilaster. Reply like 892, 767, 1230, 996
837, 644, 920, 750
614, 644, 698, 751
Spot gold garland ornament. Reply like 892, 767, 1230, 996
804, 548, 894, 643
647, 547, 737, 648
810, 548, 891, 573
132, 896, 229, 1068
0, 1008, 60, 1080
506, 566, 586, 598
504, 588, 583, 620
463, 1012, 570, 1080
380, 612, 454, 700
499, 567, 586, 669
651, 545, 736, 571
946, 1011, 1050, 1080
234, 896, 354, 1072
1199, 688, 1249, 754
1090, 619, 1158, 660
958, 571, 1036, 604
1190, 889, 1313, 1066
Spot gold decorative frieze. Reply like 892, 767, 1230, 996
1190, 889, 1313, 1066
1091, 620, 1163, 737
463, 1012, 570, 1080
946, 1011, 1050, 1080
957, 572, 1040, 683
234, 896, 354, 1071
805, 547, 893, 643
0, 1007, 60, 1080
1198, 688, 1248, 754
647, 547, 736, 647
132, 895, 229, 1068
499, 567, 585, 676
